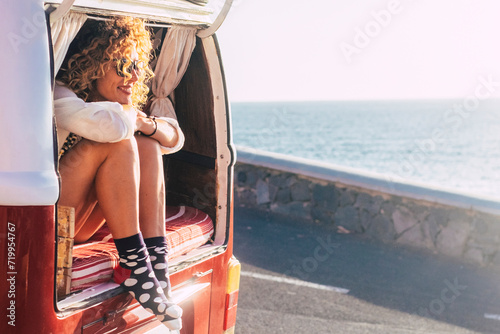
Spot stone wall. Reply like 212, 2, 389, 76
234, 147, 500, 268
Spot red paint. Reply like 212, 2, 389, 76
0, 204, 238, 333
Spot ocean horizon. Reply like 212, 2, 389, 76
231, 99, 500, 199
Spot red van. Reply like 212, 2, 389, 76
0, 0, 240, 333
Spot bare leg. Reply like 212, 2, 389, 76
136, 135, 166, 238
59, 137, 182, 326
74, 203, 106, 243
58, 138, 140, 241
135, 135, 173, 299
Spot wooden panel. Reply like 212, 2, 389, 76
165, 157, 217, 222
56, 206, 75, 299
174, 38, 217, 158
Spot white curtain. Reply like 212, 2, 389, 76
50, 12, 87, 74
149, 26, 197, 119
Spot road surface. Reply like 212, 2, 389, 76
233, 207, 500, 334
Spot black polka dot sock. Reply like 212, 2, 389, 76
144, 236, 173, 300
113, 233, 182, 325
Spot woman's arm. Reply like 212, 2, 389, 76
136, 111, 184, 154
54, 83, 136, 143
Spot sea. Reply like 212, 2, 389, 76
231, 99, 500, 200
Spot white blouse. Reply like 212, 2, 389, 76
53, 83, 184, 155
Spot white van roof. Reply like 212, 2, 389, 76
46, 0, 232, 28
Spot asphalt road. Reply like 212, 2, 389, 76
233, 207, 500, 334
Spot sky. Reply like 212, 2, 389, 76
216, 0, 500, 102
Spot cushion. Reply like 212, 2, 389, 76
70, 206, 214, 292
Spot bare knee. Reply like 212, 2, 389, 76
107, 137, 139, 158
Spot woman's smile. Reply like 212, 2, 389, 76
118, 84, 133, 95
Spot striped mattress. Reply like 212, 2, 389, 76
70, 206, 214, 292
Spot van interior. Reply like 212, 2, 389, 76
52, 12, 230, 312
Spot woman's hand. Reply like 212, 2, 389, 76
135, 110, 179, 148
135, 110, 156, 135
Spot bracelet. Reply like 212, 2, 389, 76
140, 116, 157, 137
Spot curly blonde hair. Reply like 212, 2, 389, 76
57, 17, 154, 108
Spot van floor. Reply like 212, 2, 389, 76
69, 205, 214, 293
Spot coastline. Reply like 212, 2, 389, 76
234, 146, 500, 269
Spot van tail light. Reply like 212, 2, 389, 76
223, 256, 241, 333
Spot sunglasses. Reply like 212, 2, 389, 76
114, 58, 144, 77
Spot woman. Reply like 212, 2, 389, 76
54, 17, 183, 330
